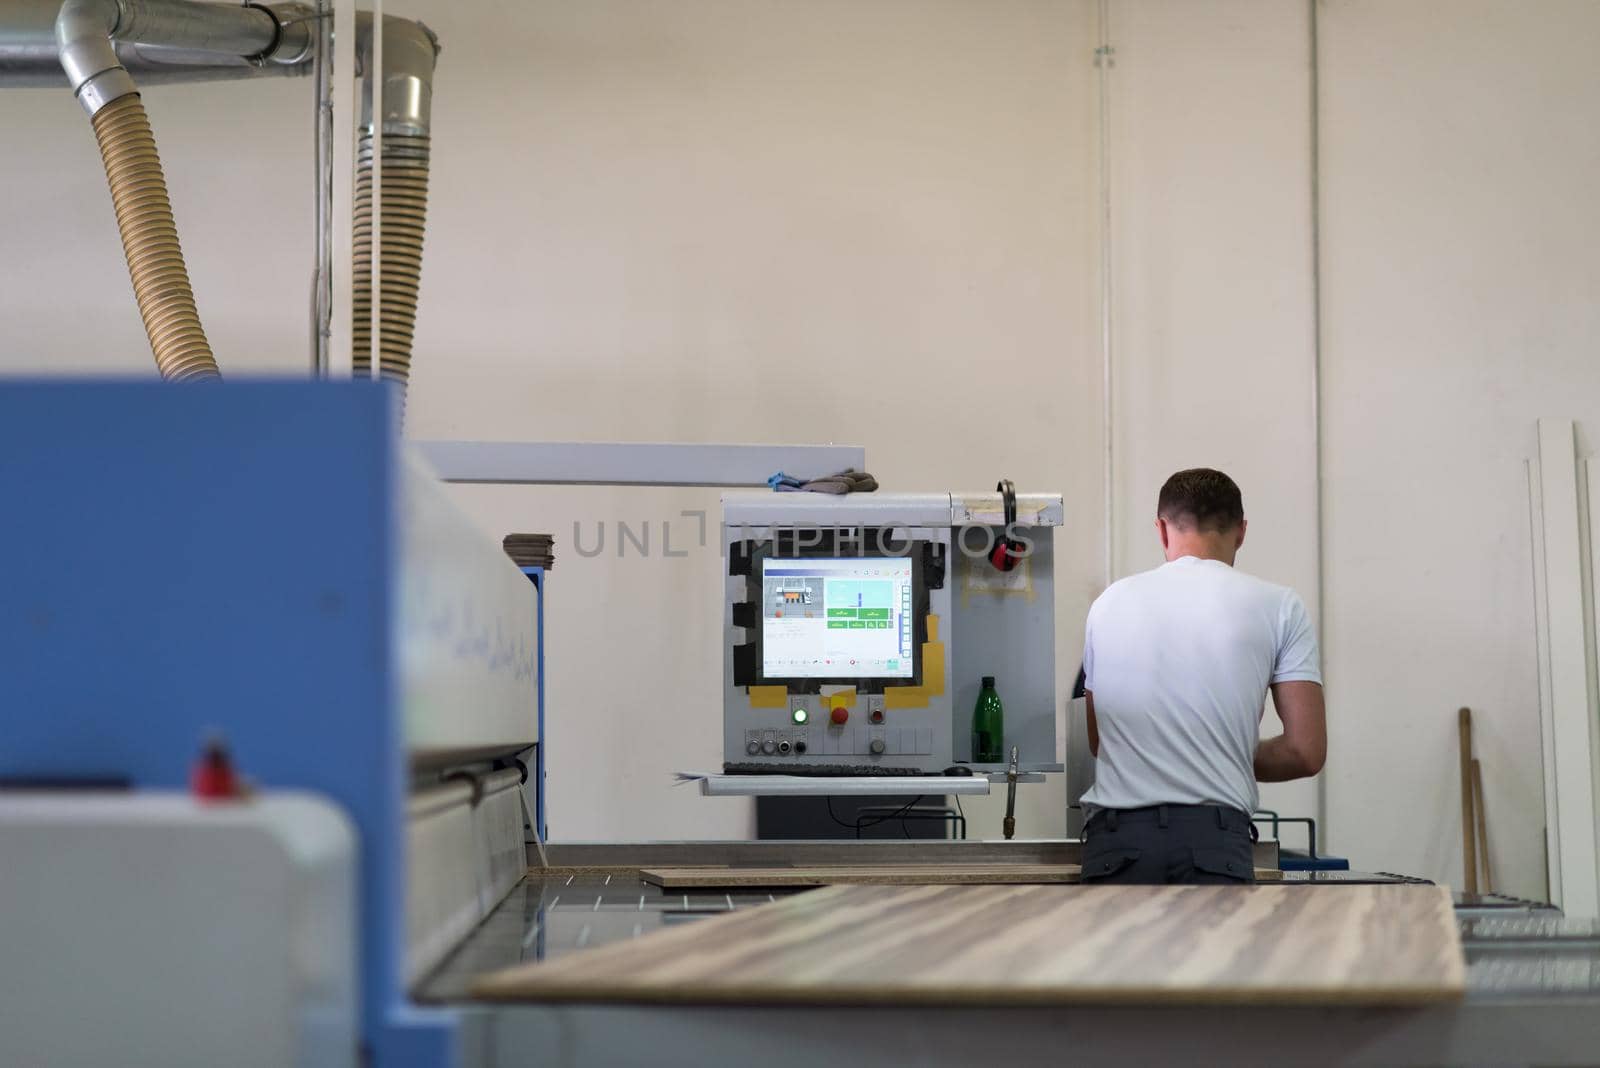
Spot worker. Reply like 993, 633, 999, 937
1080, 468, 1325, 884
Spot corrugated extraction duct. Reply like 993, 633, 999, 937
89, 92, 220, 380
352, 15, 436, 401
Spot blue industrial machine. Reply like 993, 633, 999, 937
0, 380, 542, 1067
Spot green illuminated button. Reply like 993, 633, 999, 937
792, 707, 809, 724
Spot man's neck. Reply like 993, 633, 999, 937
1166, 537, 1237, 567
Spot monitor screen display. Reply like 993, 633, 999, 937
760, 557, 915, 679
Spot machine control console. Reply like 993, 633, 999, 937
723, 490, 1061, 774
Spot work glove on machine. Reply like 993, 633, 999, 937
768, 468, 880, 494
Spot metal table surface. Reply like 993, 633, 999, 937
417, 872, 798, 1003
423, 860, 1600, 1067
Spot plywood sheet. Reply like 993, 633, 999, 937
640, 865, 1283, 888
640, 865, 1082, 887
474, 883, 1464, 1006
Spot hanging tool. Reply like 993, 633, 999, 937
1002, 745, 1019, 840
989, 479, 1024, 571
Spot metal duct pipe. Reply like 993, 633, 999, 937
56, 0, 137, 113
351, 15, 437, 399
0, 0, 312, 87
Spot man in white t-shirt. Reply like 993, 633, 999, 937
1080, 468, 1325, 884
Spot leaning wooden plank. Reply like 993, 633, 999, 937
1471, 758, 1493, 894
1459, 707, 1478, 896
473, 883, 1463, 1007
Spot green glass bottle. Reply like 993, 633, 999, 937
973, 676, 1004, 763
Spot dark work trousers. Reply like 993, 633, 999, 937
1082, 804, 1256, 885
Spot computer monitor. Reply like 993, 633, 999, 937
760, 556, 916, 680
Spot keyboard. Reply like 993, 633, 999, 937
722, 762, 927, 776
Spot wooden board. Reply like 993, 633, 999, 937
474, 883, 1464, 1006
639, 865, 1283, 888
640, 864, 1081, 887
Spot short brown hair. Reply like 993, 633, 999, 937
1158, 468, 1244, 532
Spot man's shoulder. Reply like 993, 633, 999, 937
1088, 566, 1165, 615
1224, 570, 1315, 638
1228, 567, 1305, 609
1224, 565, 1294, 596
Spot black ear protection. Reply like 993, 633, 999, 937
989, 478, 1023, 572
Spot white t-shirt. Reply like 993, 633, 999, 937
1080, 555, 1321, 815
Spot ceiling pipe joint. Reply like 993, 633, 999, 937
56, 0, 135, 114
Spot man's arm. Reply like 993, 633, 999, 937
1255, 681, 1325, 781
1085, 691, 1099, 758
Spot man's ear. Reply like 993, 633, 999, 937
1235, 518, 1248, 551
1155, 516, 1169, 551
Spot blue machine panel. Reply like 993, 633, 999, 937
0, 380, 470, 1066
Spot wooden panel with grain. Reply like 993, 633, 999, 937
639, 865, 1283, 888
640, 865, 1082, 887
474, 883, 1464, 1006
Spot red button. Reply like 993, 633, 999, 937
830, 706, 849, 725
191, 738, 242, 801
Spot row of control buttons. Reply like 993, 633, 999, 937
746, 736, 809, 756
747, 729, 898, 756
747, 738, 883, 755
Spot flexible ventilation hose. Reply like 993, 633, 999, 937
353, 130, 430, 397
90, 94, 221, 382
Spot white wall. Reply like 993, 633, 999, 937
1318, 0, 1600, 898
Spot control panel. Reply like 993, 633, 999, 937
721, 490, 1060, 776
